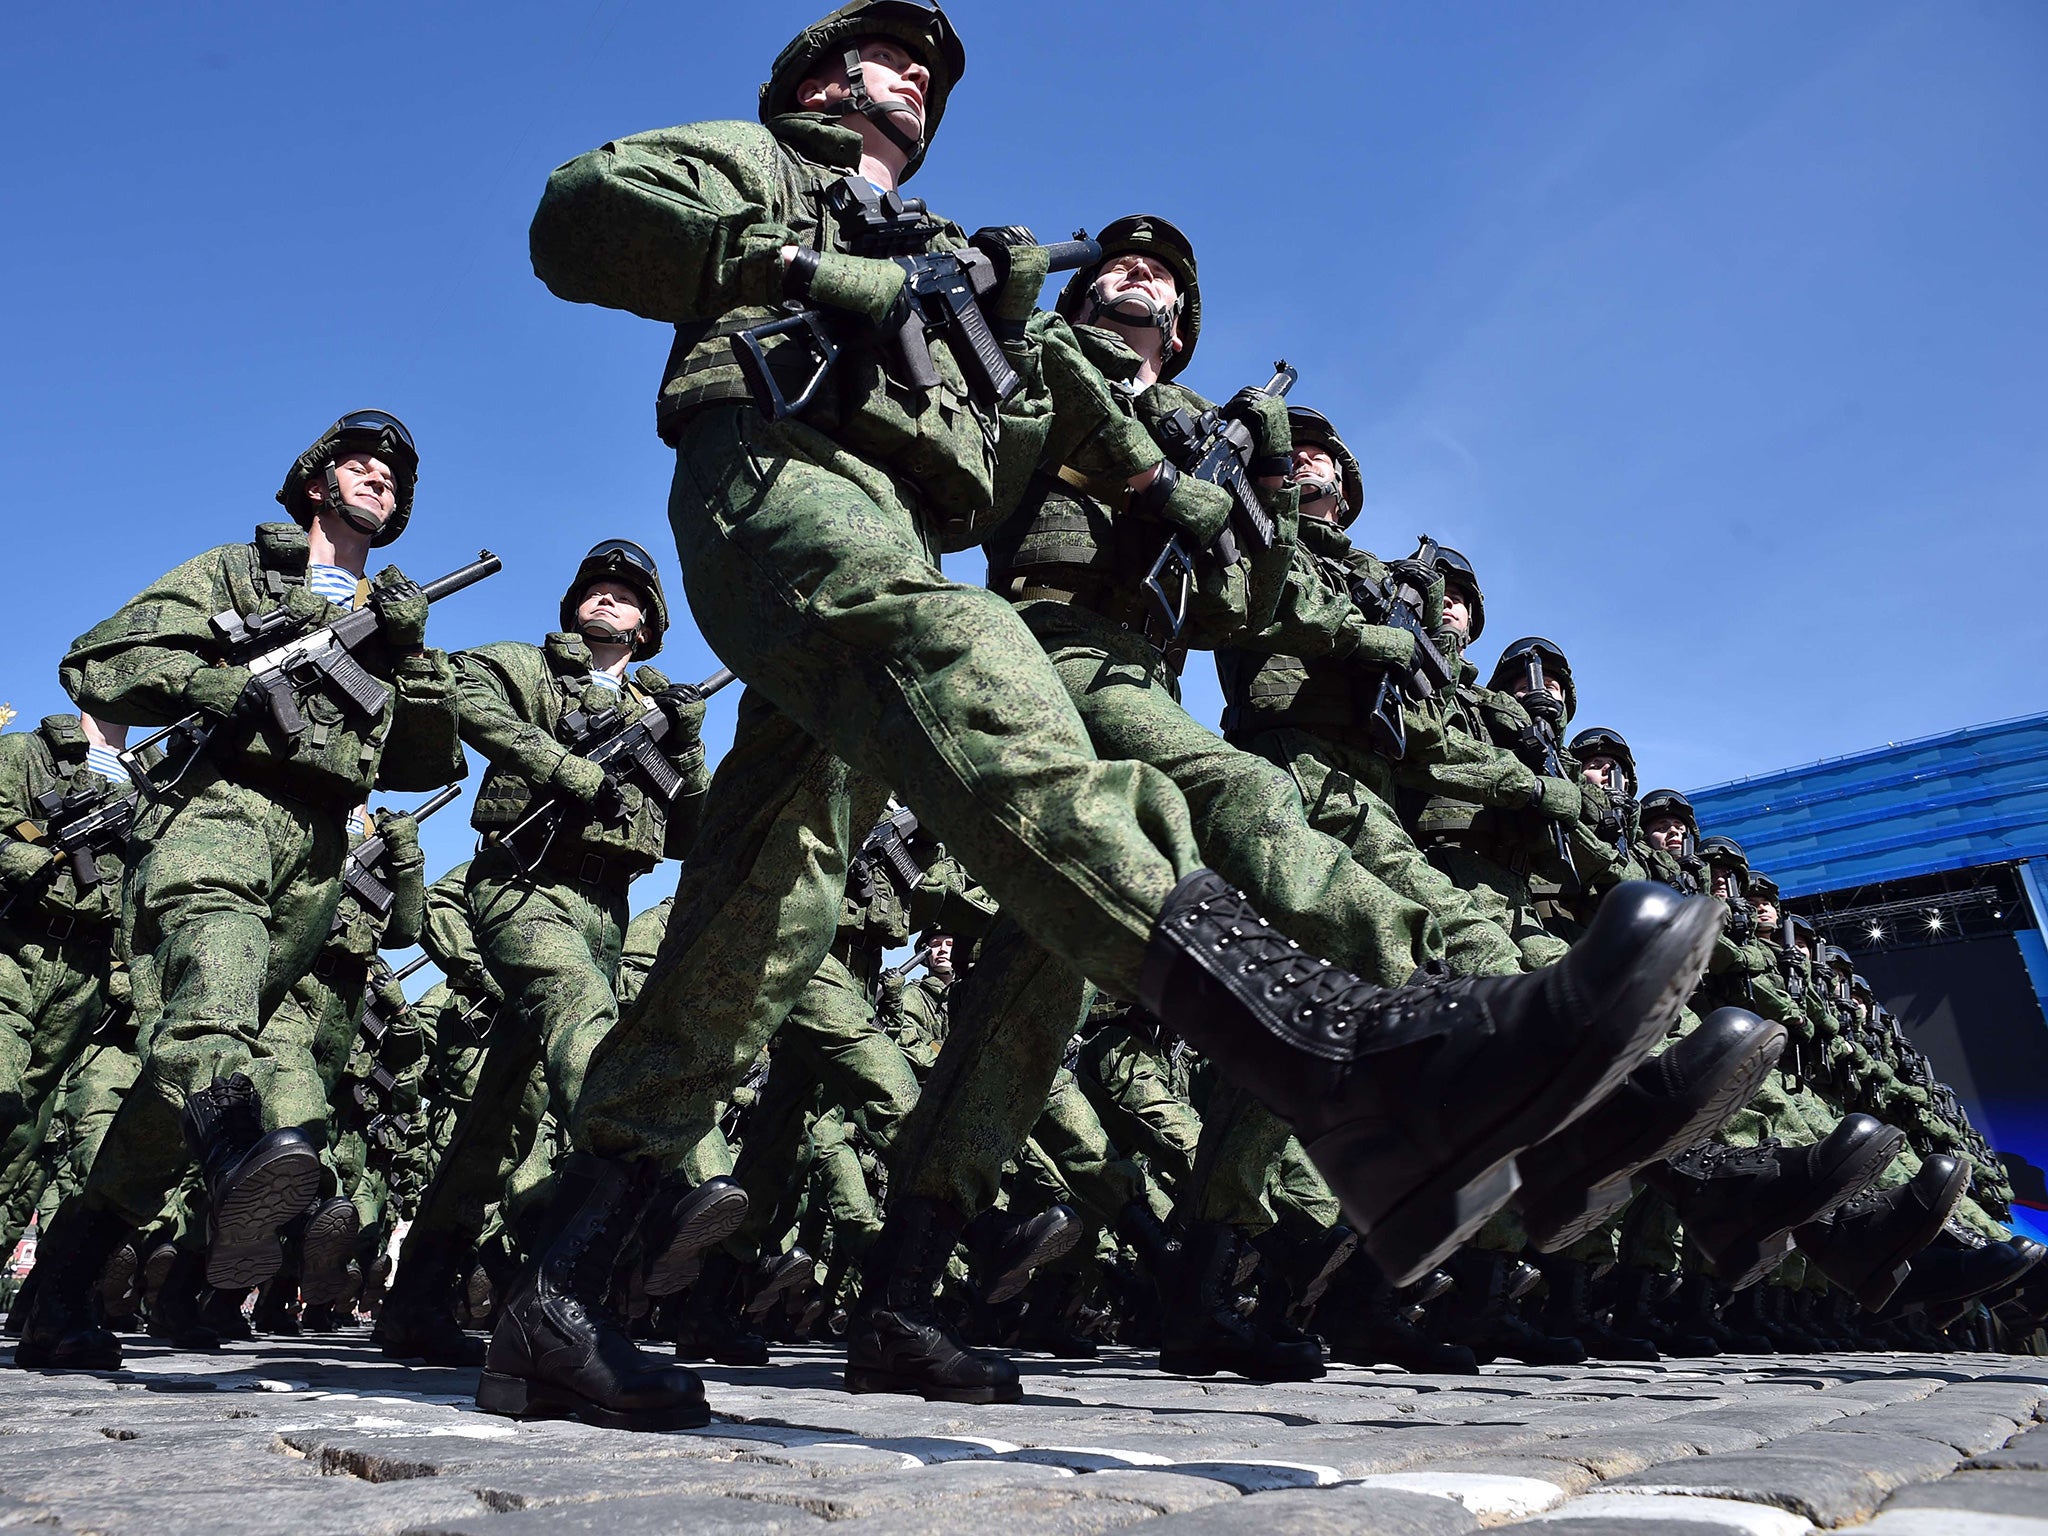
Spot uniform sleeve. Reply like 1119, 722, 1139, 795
1393, 702, 1542, 808
617, 901, 672, 1010
453, 648, 578, 790
420, 867, 498, 1001
381, 820, 428, 952
0, 736, 52, 892
59, 547, 239, 727
528, 127, 793, 323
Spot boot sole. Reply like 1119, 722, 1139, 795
299, 1203, 363, 1308
843, 1364, 1022, 1403
1523, 1021, 1788, 1254
1358, 897, 1724, 1287
741, 1255, 817, 1321
477, 1369, 709, 1429
1716, 1127, 1902, 1292
207, 1143, 324, 1289
984, 1220, 1085, 1306
644, 1186, 751, 1298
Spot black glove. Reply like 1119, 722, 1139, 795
656, 683, 708, 740
1520, 690, 1565, 729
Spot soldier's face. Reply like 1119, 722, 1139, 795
1755, 899, 1780, 928
577, 581, 646, 637
1644, 815, 1688, 854
1440, 586, 1472, 640
1291, 445, 1342, 522
309, 453, 397, 526
927, 934, 955, 975
1710, 869, 1733, 900
796, 37, 930, 139
1094, 254, 1184, 353
1581, 754, 1621, 792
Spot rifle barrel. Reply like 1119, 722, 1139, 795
698, 666, 737, 697
410, 783, 464, 822
390, 953, 433, 984
420, 551, 503, 603
1039, 237, 1103, 274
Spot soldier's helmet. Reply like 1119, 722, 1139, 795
1055, 214, 1201, 381
1749, 870, 1781, 904
760, 0, 964, 182
1490, 636, 1577, 722
276, 410, 419, 547
560, 539, 669, 661
1418, 541, 1485, 641
1284, 407, 1363, 529
1569, 725, 1636, 792
1697, 834, 1749, 873
1639, 787, 1698, 835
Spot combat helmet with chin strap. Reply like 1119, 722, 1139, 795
759, 0, 965, 182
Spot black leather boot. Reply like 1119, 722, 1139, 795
1721, 1285, 1782, 1352
147, 1241, 221, 1351
639, 1175, 749, 1298
1159, 1222, 1324, 1380
674, 1251, 769, 1366
181, 1074, 322, 1290
1644, 1115, 1902, 1290
1319, 1252, 1479, 1373
1255, 1222, 1360, 1322
251, 1273, 302, 1336
1115, 1201, 1177, 1281
200, 1285, 255, 1341
845, 1195, 1021, 1403
1539, 1256, 1658, 1361
1014, 1271, 1100, 1359
299, 1197, 361, 1309
1887, 1235, 2043, 1314
376, 1231, 487, 1366
1796, 1155, 1969, 1311
4, 1258, 42, 1337
1521, 1009, 1786, 1253
14, 1199, 129, 1369
97, 1237, 142, 1325
742, 1247, 817, 1330
1437, 1249, 1587, 1366
478, 1154, 708, 1429
967, 1203, 1083, 1305
1620, 1266, 1717, 1356
1141, 875, 1722, 1286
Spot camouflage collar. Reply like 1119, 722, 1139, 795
1297, 516, 1351, 559
544, 631, 595, 673
1069, 323, 1147, 385
768, 112, 869, 171
36, 713, 88, 765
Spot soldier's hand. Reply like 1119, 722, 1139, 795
1520, 689, 1565, 729
784, 248, 906, 323
1528, 776, 1581, 821
1132, 458, 1232, 544
376, 810, 423, 868
1223, 387, 1292, 464
971, 227, 1052, 324
549, 752, 608, 806
370, 567, 430, 652
183, 664, 266, 725
0, 838, 55, 889
655, 683, 708, 741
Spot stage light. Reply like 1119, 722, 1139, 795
1867, 924, 1884, 941
1927, 912, 1945, 932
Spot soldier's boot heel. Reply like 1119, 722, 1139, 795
1796, 1154, 1970, 1311
477, 1154, 708, 1432
181, 1074, 323, 1290
1141, 873, 1724, 1288
640, 1176, 749, 1298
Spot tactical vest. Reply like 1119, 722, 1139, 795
0, 715, 125, 928
652, 116, 997, 539
1407, 684, 1546, 865
467, 633, 681, 878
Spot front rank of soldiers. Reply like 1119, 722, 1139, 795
1, 0, 2041, 1438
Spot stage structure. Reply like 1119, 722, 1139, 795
1689, 710, 2048, 1244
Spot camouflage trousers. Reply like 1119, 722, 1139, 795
1425, 843, 1573, 970
1243, 727, 1525, 978
0, 1037, 140, 1255
1074, 1013, 1201, 1203
885, 601, 1445, 1218
574, 403, 1212, 1170
81, 773, 348, 1226
0, 917, 114, 1195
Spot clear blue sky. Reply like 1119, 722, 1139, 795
4, 0, 2045, 898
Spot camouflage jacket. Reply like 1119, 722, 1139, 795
459, 633, 708, 875
60, 523, 464, 808
0, 714, 133, 928
532, 112, 1008, 540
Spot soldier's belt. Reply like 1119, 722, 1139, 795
534, 838, 646, 891
993, 567, 1186, 671
1052, 463, 1134, 513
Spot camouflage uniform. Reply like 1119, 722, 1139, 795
59, 522, 462, 1227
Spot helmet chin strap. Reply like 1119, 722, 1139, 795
322, 463, 386, 540
825, 44, 923, 158
578, 617, 640, 650
1294, 474, 1343, 513
1082, 275, 1179, 355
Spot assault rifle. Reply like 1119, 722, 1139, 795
1778, 915, 1807, 1000
2, 777, 140, 920
1509, 649, 1578, 878
123, 551, 503, 795
1335, 547, 1454, 762
497, 666, 735, 873
733, 206, 1105, 421
855, 804, 931, 897
338, 783, 462, 928
356, 953, 431, 1053
885, 944, 933, 982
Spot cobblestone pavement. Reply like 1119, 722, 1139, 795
0, 1336, 2043, 1534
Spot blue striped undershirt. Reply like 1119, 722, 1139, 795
585, 670, 624, 694
85, 745, 130, 786
307, 564, 360, 609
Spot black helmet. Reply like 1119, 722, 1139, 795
1639, 788, 1698, 834
1748, 870, 1781, 903
1697, 835, 1749, 872
1490, 635, 1576, 722
1568, 725, 1636, 792
1418, 539, 1484, 640
1284, 407, 1364, 528
759, 0, 964, 182
277, 409, 419, 547
560, 539, 669, 660
1055, 214, 1200, 381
